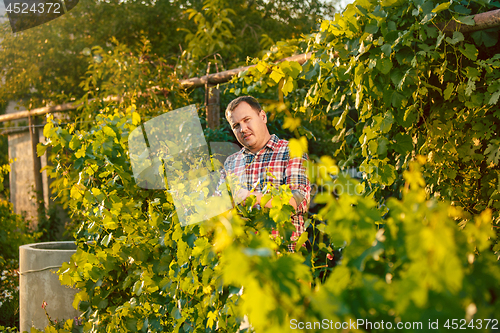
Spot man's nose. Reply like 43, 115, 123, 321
240, 123, 248, 133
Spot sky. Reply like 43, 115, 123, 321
340, 0, 354, 9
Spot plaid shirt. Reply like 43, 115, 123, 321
223, 134, 311, 250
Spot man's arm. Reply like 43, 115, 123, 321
284, 153, 311, 214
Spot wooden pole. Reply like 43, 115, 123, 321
206, 84, 220, 129
0, 95, 122, 123
181, 52, 312, 89
205, 61, 221, 129
437, 9, 500, 33
28, 115, 44, 226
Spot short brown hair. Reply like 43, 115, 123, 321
225, 96, 262, 121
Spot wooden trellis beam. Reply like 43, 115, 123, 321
438, 9, 500, 33
0, 53, 312, 123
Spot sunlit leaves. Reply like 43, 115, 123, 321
283, 117, 301, 131
289, 137, 308, 158
432, 1, 451, 13
270, 69, 285, 83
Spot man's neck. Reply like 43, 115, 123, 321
249, 133, 272, 154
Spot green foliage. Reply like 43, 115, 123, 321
305, 164, 500, 331
0, 259, 20, 328
42, 113, 500, 331
233, 0, 500, 224
181, 0, 242, 61
36, 204, 69, 242
0, 198, 38, 261
0, 161, 10, 196
0, 184, 37, 329
27, 317, 83, 333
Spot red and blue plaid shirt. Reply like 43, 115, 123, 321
223, 134, 311, 250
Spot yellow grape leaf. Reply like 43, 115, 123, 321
432, 1, 451, 13
283, 117, 301, 131
270, 69, 284, 83
295, 231, 308, 249
289, 137, 308, 158
103, 126, 116, 138
70, 184, 85, 200
282, 78, 294, 96
207, 311, 218, 329
132, 112, 141, 125
256, 61, 267, 73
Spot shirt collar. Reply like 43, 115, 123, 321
242, 134, 279, 155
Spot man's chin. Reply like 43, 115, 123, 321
241, 141, 255, 151
241, 135, 254, 145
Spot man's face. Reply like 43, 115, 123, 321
229, 102, 270, 153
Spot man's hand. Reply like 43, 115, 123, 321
235, 189, 297, 211
235, 189, 250, 204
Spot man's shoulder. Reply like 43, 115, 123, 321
223, 148, 244, 169
269, 135, 289, 152
276, 138, 289, 149
226, 147, 245, 160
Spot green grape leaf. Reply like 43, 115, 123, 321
459, 43, 478, 61
376, 57, 393, 74
444, 82, 455, 100
489, 90, 500, 105
471, 30, 498, 47
452, 4, 471, 15
381, 44, 392, 57
365, 22, 379, 34
484, 141, 500, 165
445, 31, 464, 45
455, 15, 475, 26
392, 133, 413, 154
379, 164, 397, 185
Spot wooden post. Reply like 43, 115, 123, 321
28, 114, 44, 225
205, 61, 221, 129
206, 84, 220, 129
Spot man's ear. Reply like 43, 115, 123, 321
260, 110, 267, 123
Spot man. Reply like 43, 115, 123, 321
222, 96, 311, 251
